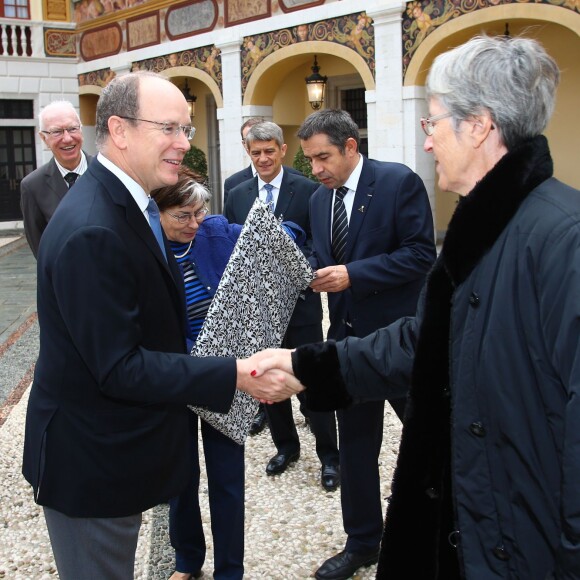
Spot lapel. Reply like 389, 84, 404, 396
345, 156, 374, 261
45, 158, 68, 201
318, 185, 334, 260
90, 161, 178, 284
274, 170, 294, 220
242, 176, 259, 218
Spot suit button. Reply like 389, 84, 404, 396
492, 545, 510, 561
469, 421, 486, 437
425, 487, 439, 499
469, 292, 480, 307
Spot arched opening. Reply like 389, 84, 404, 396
244, 42, 373, 166
405, 6, 580, 238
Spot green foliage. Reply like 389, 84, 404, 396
292, 146, 317, 182
182, 145, 208, 182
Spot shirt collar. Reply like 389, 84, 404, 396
55, 151, 87, 179
258, 167, 284, 192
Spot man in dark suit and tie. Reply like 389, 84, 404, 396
223, 117, 303, 208
20, 100, 92, 257
22, 71, 301, 580
297, 109, 436, 580
224, 121, 340, 491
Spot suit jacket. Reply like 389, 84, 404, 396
223, 164, 302, 207
20, 154, 93, 258
22, 159, 237, 518
310, 156, 436, 340
224, 170, 322, 327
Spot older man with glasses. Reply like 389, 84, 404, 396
20, 100, 92, 257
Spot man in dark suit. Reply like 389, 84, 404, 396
223, 117, 303, 208
223, 117, 262, 207
224, 121, 339, 491
22, 71, 301, 580
20, 100, 92, 258
297, 109, 436, 580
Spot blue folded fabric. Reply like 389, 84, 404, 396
281, 220, 306, 247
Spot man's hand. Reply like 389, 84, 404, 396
236, 350, 303, 404
310, 265, 351, 293
250, 348, 294, 375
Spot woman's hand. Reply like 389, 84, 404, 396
236, 349, 302, 404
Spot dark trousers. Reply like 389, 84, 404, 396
333, 325, 406, 554
265, 323, 339, 466
169, 413, 245, 580
338, 399, 387, 554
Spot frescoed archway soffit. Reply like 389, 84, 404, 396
240, 12, 374, 98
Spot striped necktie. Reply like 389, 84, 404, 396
264, 183, 274, 212
147, 198, 167, 262
332, 186, 349, 264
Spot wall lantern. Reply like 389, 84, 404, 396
305, 55, 327, 110
181, 80, 197, 120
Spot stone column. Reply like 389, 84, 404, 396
366, 4, 405, 164
216, 40, 245, 199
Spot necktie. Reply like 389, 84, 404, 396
147, 198, 167, 262
332, 186, 349, 264
64, 172, 78, 188
264, 183, 274, 212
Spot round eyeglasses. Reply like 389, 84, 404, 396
420, 112, 452, 136
164, 207, 208, 224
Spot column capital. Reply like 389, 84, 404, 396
367, 3, 405, 26
215, 40, 242, 55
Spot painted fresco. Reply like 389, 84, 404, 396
73, 0, 147, 23
78, 68, 116, 88
166, 0, 217, 39
225, 0, 270, 26
133, 45, 222, 92
240, 12, 374, 96
44, 29, 77, 57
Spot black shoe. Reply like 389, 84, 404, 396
265, 451, 300, 475
321, 464, 340, 492
249, 407, 267, 436
315, 549, 379, 580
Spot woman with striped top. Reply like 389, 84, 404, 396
153, 166, 244, 580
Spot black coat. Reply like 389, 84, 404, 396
295, 136, 580, 579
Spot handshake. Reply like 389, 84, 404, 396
236, 349, 302, 404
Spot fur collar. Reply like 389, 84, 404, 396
442, 135, 553, 286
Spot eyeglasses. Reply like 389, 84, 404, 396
164, 207, 209, 224
40, 126, 81, 139
420, 112, 453, 136
119, 116, 196, 140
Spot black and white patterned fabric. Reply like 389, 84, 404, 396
189, 200, 315, 445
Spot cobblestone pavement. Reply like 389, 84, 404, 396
0, 234, 402, 579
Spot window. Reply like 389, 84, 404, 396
0, 99, 34, 119
327, 75, 369, 157
1, 0, 30, 19
340, 87, 368, 156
